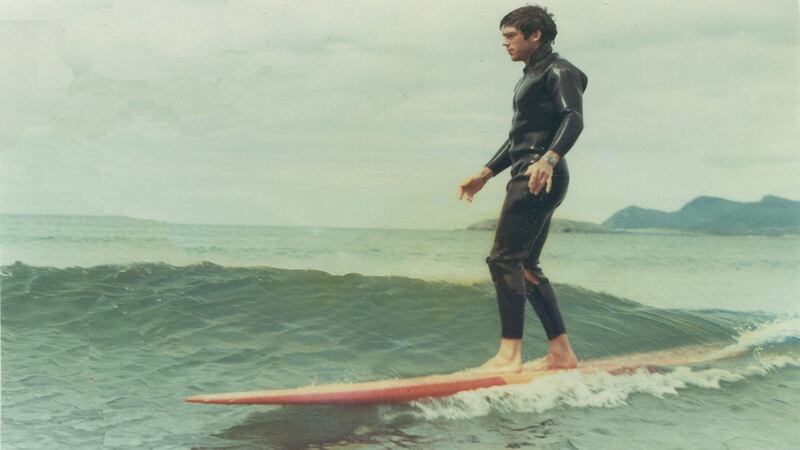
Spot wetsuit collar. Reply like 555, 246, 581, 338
524, 43, 553, 73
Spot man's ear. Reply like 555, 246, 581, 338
529, 30, 542, 42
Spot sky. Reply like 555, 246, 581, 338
1, 0, 798, 229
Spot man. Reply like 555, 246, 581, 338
458, 5, 587, 373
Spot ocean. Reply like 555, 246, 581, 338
1, 214, 798, 449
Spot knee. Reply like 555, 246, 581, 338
486, 255, 525, 292
524, 267, 550, 286
524, 268, 555, 302
486, 254, 518, 277
528, 277, 556, 303
524, 269, 541, 285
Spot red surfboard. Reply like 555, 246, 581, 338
184, 344, 738, 405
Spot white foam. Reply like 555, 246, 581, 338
732, 317, 800, 348
707, 317, 800, 360
404, 319, 800, 421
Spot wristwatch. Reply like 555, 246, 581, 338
542, 154, 558, 167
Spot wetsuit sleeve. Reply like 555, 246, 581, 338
547, 65, 588, 157
485, 137, 512, 175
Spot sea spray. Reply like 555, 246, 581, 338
405, 319, 800, 421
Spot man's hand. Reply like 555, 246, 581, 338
526, 152, 560, 195
458, 167, 494, 203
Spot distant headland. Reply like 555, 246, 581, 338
466, 217, 611, 233
467, 195, 800, 236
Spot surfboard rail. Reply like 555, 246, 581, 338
185, 372, 517, 405
184, 343, 742, 406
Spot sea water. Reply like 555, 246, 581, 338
1, 214, 798, 449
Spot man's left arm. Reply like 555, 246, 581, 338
526, 65, 587, 195
546, 65, 588, 158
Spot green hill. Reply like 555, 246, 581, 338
602, 195, 800, 235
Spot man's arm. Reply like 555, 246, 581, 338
527, 64, 586, 196
458, 137, 513, 203
546, 65, 587, 158
458, 139, 509, 203
484, 137, 513, 176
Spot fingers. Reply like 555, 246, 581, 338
458, 180, 470, 200
537, 173, 552, 195
528, 168, 543, 194
458, 185, 474, 203
528, 169, 552, 196
459, 174, 488, 203
534, 172, 550, 195
527, 167, 538, 193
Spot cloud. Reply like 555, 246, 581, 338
1, 0, 797, 227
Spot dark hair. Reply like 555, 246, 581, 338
500, 5, 557, 43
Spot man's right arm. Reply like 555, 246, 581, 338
458, 138, 509, 202
484, 137, 512, 176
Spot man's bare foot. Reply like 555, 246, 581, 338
464, 355, 523, 374
522, 356, 550, 371
461, 338, 524, 374
522, 350, 578, 371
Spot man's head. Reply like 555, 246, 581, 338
500, 5, 557, 63
500, 5, 558, 42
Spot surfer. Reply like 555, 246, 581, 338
458, 5, 587, 373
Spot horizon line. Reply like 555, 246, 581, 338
1, 194, 794, 230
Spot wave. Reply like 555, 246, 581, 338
4, 261, 799, 434
1, 261, 791, 364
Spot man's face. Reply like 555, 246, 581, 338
501, 26, 541, 63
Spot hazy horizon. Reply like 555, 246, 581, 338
2, 0, 798, 229
3, 191, 796, 231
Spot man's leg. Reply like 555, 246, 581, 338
471, 173, 561, 373
523, 215, 566, 340
522, 209, 577, 370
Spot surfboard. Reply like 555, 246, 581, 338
184, 343, 741, 405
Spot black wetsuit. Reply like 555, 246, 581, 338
484, 43, 587, 340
